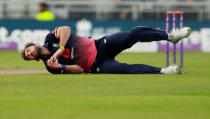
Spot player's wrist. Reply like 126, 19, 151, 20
57, 64, 62, 69
56, 48, 64, 55
59, 45, 65, 51
61, 64, 66, 70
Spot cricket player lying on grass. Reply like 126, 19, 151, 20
21, 26, 191, 74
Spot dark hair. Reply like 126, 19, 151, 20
40, 2, 48, 9
21, 42, 35, 61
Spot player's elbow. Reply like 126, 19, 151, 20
73, 67, 84, 74
77, 69, 84, 74
63, 65, 84, 74
62, 26, 71, 32
64, 70, 84, 74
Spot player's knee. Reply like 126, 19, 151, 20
130, 26, 146, 36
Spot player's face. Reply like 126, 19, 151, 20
40, 5, 46, 12
25, 45, 41, 60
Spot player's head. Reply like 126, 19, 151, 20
39, 2, 48, 12
21, 43, 41, 61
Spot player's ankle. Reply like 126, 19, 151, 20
160, 68, 167, 74
167, 33, 172, 41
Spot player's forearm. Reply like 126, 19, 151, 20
63, 64, 84, 74
56, 26, 71, 47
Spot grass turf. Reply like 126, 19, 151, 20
0, 51, 210, 119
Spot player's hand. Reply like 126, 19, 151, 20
47, 59, 62, 69
49, 53, 58, 63
49, 48, 63, 63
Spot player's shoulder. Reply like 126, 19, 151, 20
45, 27, 60, 39
44, 32, 57, 43
46, 32, 56, 39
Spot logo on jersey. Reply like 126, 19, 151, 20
61, 47, 74, 59
61, 48, 70, 59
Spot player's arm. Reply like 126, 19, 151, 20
62, 65, 84, 74
47, 60, 84, 74
49, 26, 71, 63
55, 26, 71, 47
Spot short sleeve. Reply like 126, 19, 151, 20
43, 33, 58, 49
51, 27, 59, 37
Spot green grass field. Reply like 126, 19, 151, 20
0, 51, 210, 119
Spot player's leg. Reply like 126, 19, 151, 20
95, 26, 191, 61
97, 59, 162, 74
102, 26, 168, 58
130, 26, 191, 43
129, 26, 168, 42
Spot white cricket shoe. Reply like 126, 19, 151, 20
163, 64, 181, 74
169, 27, 191, 44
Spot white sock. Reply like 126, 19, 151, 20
168, 33, 172, 40
160, 68, 166, 74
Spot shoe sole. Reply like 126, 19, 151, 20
184, 27, 192, 38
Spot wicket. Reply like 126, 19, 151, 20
166, 11, 184, 69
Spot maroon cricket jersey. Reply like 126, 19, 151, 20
43, 27, 97, 74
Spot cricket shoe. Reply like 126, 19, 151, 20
163, 64, 181, 74
169, 27, 191, 44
